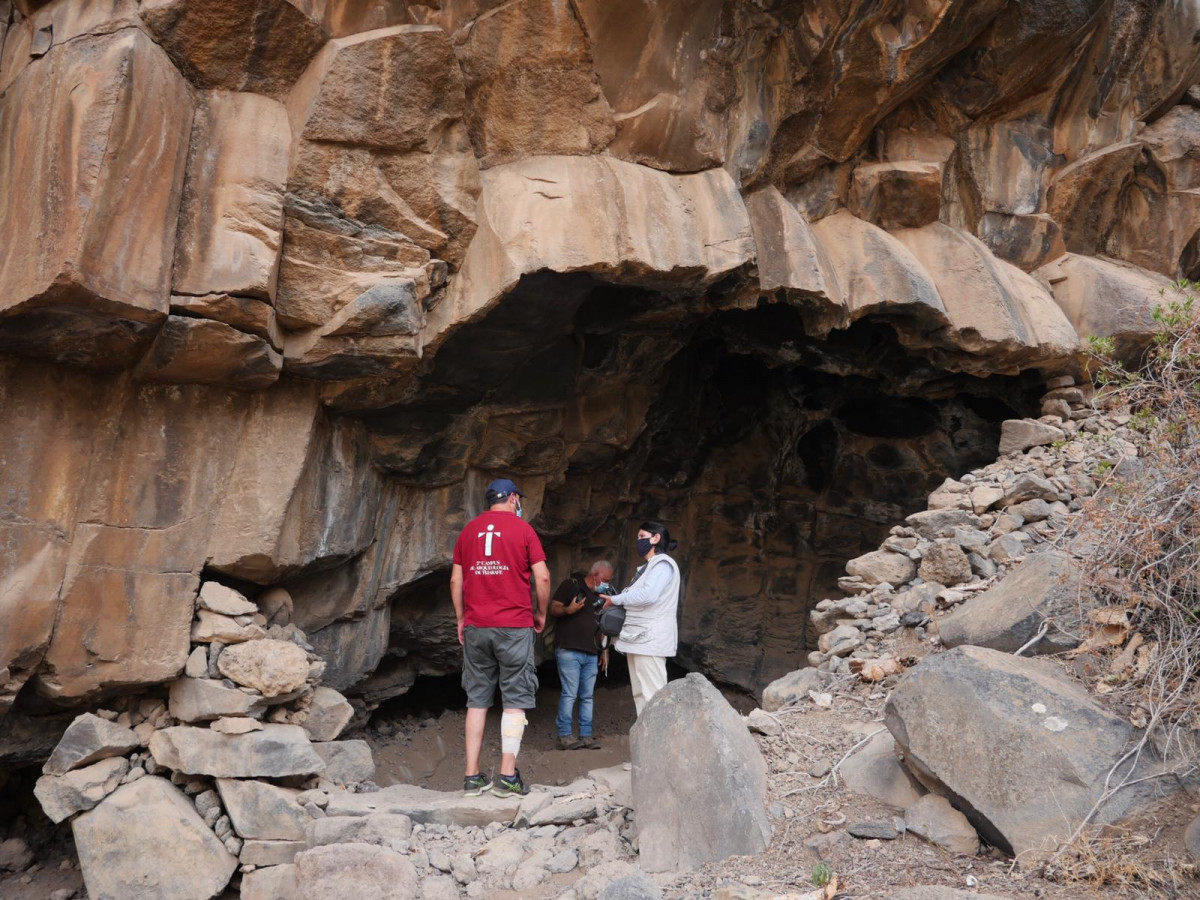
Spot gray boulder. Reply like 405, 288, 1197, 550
761, 667, 827, 711
903, 794, 980, 855
216, 778, 308, 841
241, 864, 298, 900
168, 676, 263, 722
313, 739, 375, 784
845, 549, 916, 585
998, 419, 1064, 455
839, 730, 926, 809
938, 551, 1082, 654
886, 646, 1179, 860
631, 673, 771, 872
72, 776, 237, 900
149, 724, 324, 778
302, 686, 354, 741
600, 873, 663, 900
308, 813, 413, 851
43, 713, 138, 775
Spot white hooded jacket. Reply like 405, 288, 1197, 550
611, 553, 680, 658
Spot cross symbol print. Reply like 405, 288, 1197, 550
479, 523, 501, 556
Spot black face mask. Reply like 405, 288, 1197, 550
636, 537, 654, 556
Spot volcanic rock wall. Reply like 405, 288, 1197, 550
2, 0, 1199, 756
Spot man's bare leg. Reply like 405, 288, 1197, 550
465, 707, 487, 776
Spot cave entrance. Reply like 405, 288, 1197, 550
369, 275, 1038, 710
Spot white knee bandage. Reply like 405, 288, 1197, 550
500, 711, 527, 757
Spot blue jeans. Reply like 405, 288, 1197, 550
556, 649, 598, 738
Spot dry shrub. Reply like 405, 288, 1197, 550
1044, 826, 1196, 894
1074, 286, 1200, 771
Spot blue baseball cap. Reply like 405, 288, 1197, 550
485, 478, 525, 499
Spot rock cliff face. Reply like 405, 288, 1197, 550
2, 0, 1198, 750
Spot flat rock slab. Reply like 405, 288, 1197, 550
216, 778, 308, 841
35, 757, 129, 823
150, 724, 324, 778
324, 783, 520, 826
169, 676, 263, 722
72, 776, 237, 900
43, 713, 138, 775
308, 813, 413, 851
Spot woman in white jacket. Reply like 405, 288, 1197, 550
601, 521, 681, 716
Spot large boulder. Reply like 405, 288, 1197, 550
938, 551, 1083, 654
630, 673, 771, 872
0, 28, 193, 367
72, 776, 238, 900
294, 843, 419, 900
885, 646, 1179, 860
149, 724, 325, 778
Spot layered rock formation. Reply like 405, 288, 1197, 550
2, 0, 1199, 759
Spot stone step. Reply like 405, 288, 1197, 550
325, 783, 520, 827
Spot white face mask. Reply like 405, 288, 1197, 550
515, 499, 523, 519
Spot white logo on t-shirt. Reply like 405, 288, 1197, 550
479, 523, 501, 557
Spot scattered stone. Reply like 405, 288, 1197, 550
169, 677, 263, 722
527, 793, 599, 826
211, 716, 265, 734
848, 820, 900, 840
745, 709, 781, 736
72, 777, 237, 899
192, 608, 266, 644
302, 686, 354, 742
185, 646, 209, 678
313, 739, 375, 784
998, 419, 1065, 455
600, 873, 664, 900
631, 673, 771, 872
574, 860, 639, 900
198, 581, 258, 616
917, 541, 972, 587
547, 848, 578, 874
845, 549, 917, 586
43, 713, 139, 776
150, 724, 325, 778
294, 843, 418, 900
217, 639, 310, 697
904, 794, 981, 855
420, 874, 461, 900
0, 838, 34, 872
35, 757, 130, 823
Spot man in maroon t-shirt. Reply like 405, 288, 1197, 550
450, 478, 550, 798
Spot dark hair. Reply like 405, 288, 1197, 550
639, 520, 678, 554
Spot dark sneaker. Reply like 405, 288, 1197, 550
492, 769, 530, 798
575, 736, 600, 749
557, 735, 579, 750
463, 773, 492, 797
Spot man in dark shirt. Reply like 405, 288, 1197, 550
550, 560, 613, 749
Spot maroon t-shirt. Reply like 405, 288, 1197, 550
453, 510, 547, 628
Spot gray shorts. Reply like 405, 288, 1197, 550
462, 626, 538, 709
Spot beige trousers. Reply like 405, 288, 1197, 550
626, 654, 668, 716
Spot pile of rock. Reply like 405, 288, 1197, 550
806, 374, 1133, 671
32, 580, 373, 898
